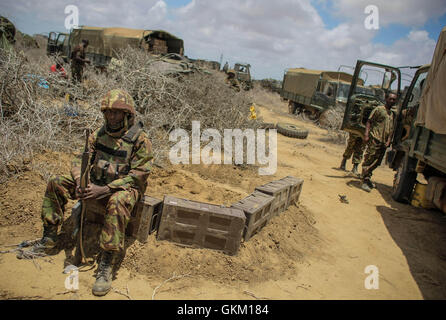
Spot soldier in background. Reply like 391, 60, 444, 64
361, 92, 397, 192
226, 69, 241, 92
21, 89, 154, 296
340, 133, 365, 175
222, 61, 229, 73
71, 39, 91, 83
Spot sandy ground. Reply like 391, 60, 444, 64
1, 101, 446, 300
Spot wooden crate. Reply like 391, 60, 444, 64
231, 191, 274, 241
157, 195, 246, 255
255, 181, 290, 217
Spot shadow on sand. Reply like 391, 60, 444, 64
346, 178, 446, 299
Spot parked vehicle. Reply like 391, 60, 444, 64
387, 27, 446, 203
281, 68, 365, 119
47, 26, 184, 68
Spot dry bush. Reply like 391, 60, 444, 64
0, 46, 260, 181
317, 106, 348, 145
249, 81, 286, 110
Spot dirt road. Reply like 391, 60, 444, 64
1, 102, 445, 300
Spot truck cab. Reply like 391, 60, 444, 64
46, 31, 69, 61
341, 60, 401, 138
234, 63, 252, 90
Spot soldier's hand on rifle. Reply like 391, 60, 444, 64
80, 183, 111, 200
74, 178, 83, 199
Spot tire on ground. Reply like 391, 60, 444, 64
259, 122, 276, 129
276, 123, 309, 139
392, 154, 417, 203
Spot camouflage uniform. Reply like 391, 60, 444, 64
362, 105, 395, 181
41, 90, 153, 252
342, 133, 366, 165
225, 70, 241, 92
71, 44, 87, 83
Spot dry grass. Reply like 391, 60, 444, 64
249, 82, 286, 110
0, 46, 262, 182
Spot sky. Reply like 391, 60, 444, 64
1, 0, 445, 80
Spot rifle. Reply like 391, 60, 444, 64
74, 129, 94, 266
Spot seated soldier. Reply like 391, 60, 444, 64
24, 89, 153, 296
225, 69, 241, 92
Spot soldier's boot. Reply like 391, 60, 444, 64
351, 163, 359, 176
340, 158, 347, 171
17, 225, 58, 259
366, 179, 376, 189
92, 250, 115, 296
361, 178, 372, 192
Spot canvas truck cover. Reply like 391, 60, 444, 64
416, 27, 446, 134
321, 71, 363, 86
70, 27, 184, 58
283, 68, 322, 98
283, 69, 359, 98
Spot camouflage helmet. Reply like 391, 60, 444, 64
100, 89, 135, 115
227, 69, 236, 75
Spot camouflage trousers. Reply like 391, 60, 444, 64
343, 133, 366, 164
361, 138, 387, 180
71, 65, 83, 84
41, 175, 139, 252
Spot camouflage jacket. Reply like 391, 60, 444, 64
71, 44, 86, 67
368, 105, 395, 143
225, 78, 241, 92
71, 121, 154, 193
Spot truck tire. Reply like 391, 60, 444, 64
277, 123, 308, 139
259, 122, 276, 129
392, 154, 417, 203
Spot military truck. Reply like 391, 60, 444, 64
47, 31, 69, 60
233, 63, 252, 90
47, 26, 184, 68
386, 27, 446, 204
281, 68, 369, 119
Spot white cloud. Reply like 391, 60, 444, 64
0, 0, 441, 80
331, 0, 446, 27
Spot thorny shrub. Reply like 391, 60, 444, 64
0, 46, 263, 182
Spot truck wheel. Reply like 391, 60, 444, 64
277, 123, 308, 139
392, 154, 417, 203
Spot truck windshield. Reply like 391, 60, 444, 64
336, 83, 350, 100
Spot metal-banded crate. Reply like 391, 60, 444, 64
157, 195, 246, 255
255, 181, 290, 217
278, 176, 304, 207
126, 196, 163, 243
83, 195, 163, 243
231, 191, 274, 241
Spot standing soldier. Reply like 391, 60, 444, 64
225, 69, 241, 92
22, 89, 154, 296
361, 92, 397, 192
71, 39, 91, 83
340, 133, 365, 175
